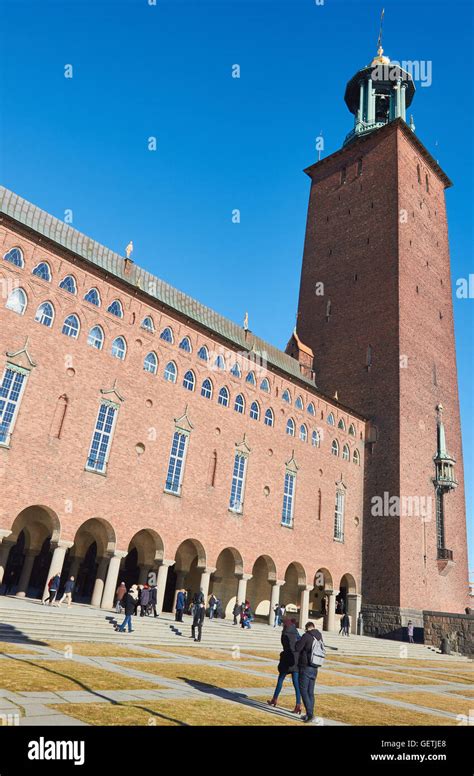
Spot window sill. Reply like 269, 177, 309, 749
164, 488, 181, 497
228, 508, 243, 516
0, 441, 11, 450
84, 466, 107, 477
333, 537, 345, 544
281, 522, 294, 529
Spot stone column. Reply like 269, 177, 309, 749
91, 556, 109, 607
16, 549, 38, 597
395, 78, 402, 118
199, 567, 216, 602
347, 593, 362, 634
367, 78, 375, 123
268, 579, 285, 625
42, 541, 73, 602
172, 569, 186, 611
400, 83, 407, 121
100, 551, 127, 610
0, 531, 13, 586
326, 589, 337, 632
236, 573, 252, 608
156, 560, 174, 614
358, 80, 365, 125
298, 585, 313, 628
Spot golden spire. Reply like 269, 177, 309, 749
371, 8, 390, 65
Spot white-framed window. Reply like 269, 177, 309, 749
164, 430, 189, 494
144, 352, 158, 374
35, 301, 54, 327
214, 355, 225, 370
281, 471, 296, 527
353, 448, 360, 465
6, 288, 27, 315
141, 316, 154, 332
334, 490, 345, 541
300, 424, 308, 442
342, 444, 350, 461
282, 389, 291, 404
264, 408, 274, 427
331, 439, 339, 456
218, 386, 229, 407
312, 429, 320, 448
327, 412, 335, 426
246, 371, 256, 386
32, 262, 51, 281
87, 325, 104, 350
198, 345, 209, 361
183, 370, 195, 391
295, 395, 304, 410
179, 336, 192, 353
111, 336, 126, 360
164, 361, 177, 382
229, 452, 248, 513
307, 402, 316, 416
234, 393, 245, 413
84, 287, 101, 306
85, 401, 118, 474
107, 299, 123, 318
60, 275, 77, 294
230, 363, 241, 377
338, 418, 346, 431
250, 401, 260, 420
3, 247, 24, 268
62, 314, 80, 339
0, 364, 28, 446
260, 377, 270, 393
160, 326, 173, 344
286, 418, 295, 437
349, 423, 356, 437
201, 378, 213, 399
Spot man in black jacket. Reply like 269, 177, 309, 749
295, 621, 323, 722
192, 603, 205, 642
116, 588, 137, 633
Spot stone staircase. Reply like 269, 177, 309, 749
0, 595, 471, 662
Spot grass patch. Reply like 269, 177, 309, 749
48, 699, 300, 726
326, 655, 471, 669
111, 660, 275, 688
0, 641, 40, 654
0, 659, 162, 692
141, 646, 241, 661
317, 671, 379, 687
328, 666, 445, 685
450, 688, 474, 698
44, 642, 159, 658
381, 691, 473, 716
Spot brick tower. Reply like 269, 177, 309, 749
295, 44, 469, 636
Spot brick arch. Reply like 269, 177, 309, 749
246, 554, 278, 617
127, 528, 164, 567
72, 517, 116, 558
9, 505, 61, 549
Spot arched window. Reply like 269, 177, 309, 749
107, 299, 123, 318
327, 412, 335, 426
183, 370, 195, 391
230, 362, 241, 377
144, 352, 158, 375
264, 408, 274, 427
417, 164, 421, 184
286, 418, 295, 437
234, 393, 245, 413
246, 371, 256, 386
348, 423, 356, 437
218, 387, 229, 407
214, 355, 225, 370
84, 287, 101, 306
62, 314, 80, 339
60, 275, 77, 294
282, 389, 291, 404
87, 325, 104, 350
300, 424, 308, 443
295, 395, 304, 410
198, 345, 209, 361
164, 361, 177, 382
32, 262, 51, 281
250, 401, 260, 420
312, 430, 320, 448
342, 444, 350, 461
425, 174, 429, 193
6, 288, 27, 315
141, 316, 154, 332
353, 449, 360, 465
3, 247, 24, 267
338, 418, 346, 431
35, 301, 54, 327
179, 336, 192, 353
307, 402, 316, 416
260, 377, 270, 393
331, 439, 339, 456
201, 378, 213, 399
111, 336, 126, 360
160, 326, 174, 344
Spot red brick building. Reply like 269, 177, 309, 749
0, 47, 469, 637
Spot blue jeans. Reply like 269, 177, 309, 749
273, 671, 301, 704
299, 666, 318, 718
118, 614, 133, 632
273, 615, 281, 627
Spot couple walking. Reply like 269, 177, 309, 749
267, 619, 325, 723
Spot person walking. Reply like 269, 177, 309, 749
192, 602, 205, 642
175, 589, 186, 622
115, 581, 127, 614
341, 612, 350, 636
56, 576, 75, 608
42, 573, 61, 605
209, 593, 217, 620
273, 603, 283, 628
140, 585, 150, 616
407, 620, 414, 644
295, 621, 325, 723
115, 587, 137, 633
241, 601, 252, 629
134, 585, 142, 616
232, 601, 240, 625
149, 583, 159, 618
267, 618, 302, 714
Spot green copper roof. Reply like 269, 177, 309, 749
0, 186, 315, 388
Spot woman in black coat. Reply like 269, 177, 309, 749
267, 618, 302, 713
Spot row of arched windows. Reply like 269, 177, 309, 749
327, 412, 357, 436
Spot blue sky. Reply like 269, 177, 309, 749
1, 0, 472, 569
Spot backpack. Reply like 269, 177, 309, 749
310, 633, 326, 667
